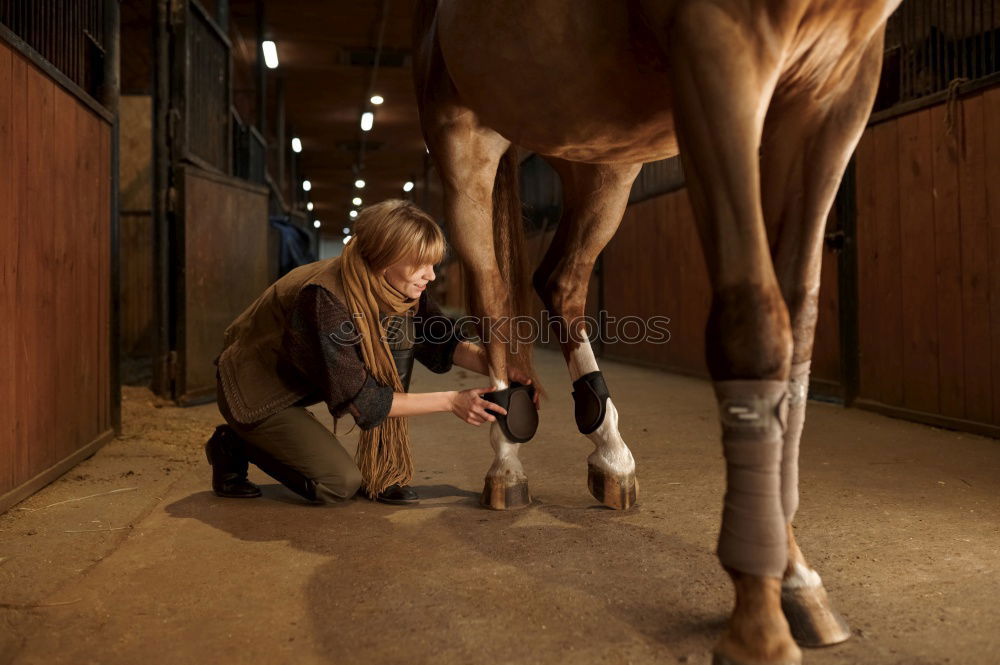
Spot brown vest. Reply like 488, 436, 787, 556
216, 257, 417, 425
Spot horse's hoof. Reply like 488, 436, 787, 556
480, 477, 531, 510
781, 585, 852, 647
587, 464, 637, 509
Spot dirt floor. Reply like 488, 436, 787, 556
1, 349, 998, 665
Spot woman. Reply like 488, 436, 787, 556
207, 199, 526, 505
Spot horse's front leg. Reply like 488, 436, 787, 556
535, 160, 642, 509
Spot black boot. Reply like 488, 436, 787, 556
205, 425, 262, 498
374, 484, 419, 505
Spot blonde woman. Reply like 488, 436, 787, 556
208, 199, 529, 505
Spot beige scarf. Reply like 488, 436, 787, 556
337, 240, 419, 497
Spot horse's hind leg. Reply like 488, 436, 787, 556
763, 34, 887, 649
533, 160, 642, 509
663, 4, 799, 664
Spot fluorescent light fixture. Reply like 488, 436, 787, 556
306, 202, 314, 211
262, 41, 279, 69
352, 197, 362, 206
313, 220, 321, 229
291, 137, 302, 153
354, 179, 365, 189
360, 111, 374, 132
349, 210, 358, 219
370, 95, 384, 105
343, 227, 350, 234
403, 181, 414, 192
343, 235, 352, 245
302, 180, 312, 192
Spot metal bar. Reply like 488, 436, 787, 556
151, 0, 172, 397
104, 0, 121, 433
255, 0, 265, 137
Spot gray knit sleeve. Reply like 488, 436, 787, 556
413, 292, 461, 374
283, 285, 393, 430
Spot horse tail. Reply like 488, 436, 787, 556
492, 147, 537, 384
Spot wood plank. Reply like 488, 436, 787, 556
956, 94, 993, 423
76, 101, 101, 443
871, 121, 904, 406
0, 42, 16, 496
52, 80, 81, 462
98, 122, 111, 432
981, 86, 1000, 427
897, 109, 940, 414
7, 50, 29, 495
811, 208, 841, 387
854, 131, 880, 400
929, 103, 966, 419
20, 68, 58, 478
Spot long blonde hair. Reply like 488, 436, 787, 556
341, 199, 446, 497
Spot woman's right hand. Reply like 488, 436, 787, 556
450, 387, 506, 426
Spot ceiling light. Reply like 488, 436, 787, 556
403, 181, 414, 192
302, 180, 312, 192
291, 137, 302, 153
313, 220, 321, 229
370, 95, 384, 105
352, 197, 362, 206
343, 227, 350, 234
360, 111, 374, 132
354, 179, 365, 189
262, 41, 279, 69
343, 235, 352, 245
306, 202, 314, 211
349, 210, 358, 219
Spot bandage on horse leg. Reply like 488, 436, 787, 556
572, 370, 610, 434
482, 382, 538, 443
782, 361, 810, 521
714, 380, 789, 579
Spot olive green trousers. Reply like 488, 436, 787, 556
217, 379, 362, 504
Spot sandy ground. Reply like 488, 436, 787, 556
1, 348, 998, 665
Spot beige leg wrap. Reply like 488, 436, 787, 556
782, 361, 810, 522
714, 380, 789, 579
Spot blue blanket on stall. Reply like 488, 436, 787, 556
270, 217, 317, 277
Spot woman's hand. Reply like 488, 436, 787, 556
508, 367, 540, 410
449, 387, 506, 426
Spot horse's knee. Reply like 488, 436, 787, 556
706, 281, 792, 380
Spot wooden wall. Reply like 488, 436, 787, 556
855, 85, 1000, 433
0, 41, 114, 511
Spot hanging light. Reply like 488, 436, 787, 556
352, 197, 362, 206
262, 41, 279, 69
403, 181, 414, 192
354, 179, 365, 189
302, 180, 312, 192
360, 111, 374, 132
291, 137, 302, 153
306, 202, 314, 211
370, 95, 384, 105
313, 220, 321, 229
349, 210, 358, 219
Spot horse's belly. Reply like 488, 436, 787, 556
437, 0, 678, 163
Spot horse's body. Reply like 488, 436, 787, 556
414, 2, 901, 663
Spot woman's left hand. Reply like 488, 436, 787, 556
508, 366, 540, 410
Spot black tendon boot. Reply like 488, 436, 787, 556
204, 425, 262, 498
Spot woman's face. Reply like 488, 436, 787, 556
383, 260, 436, 300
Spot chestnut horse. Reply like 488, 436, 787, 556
414, 2, 900, 663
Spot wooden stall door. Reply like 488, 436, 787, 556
173, 166, 269, 404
